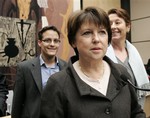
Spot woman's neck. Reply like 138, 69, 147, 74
112, 40, 125, 50
112, 41, 128, 62
79, 59, 104, 80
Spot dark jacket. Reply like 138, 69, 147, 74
11, 56, 67, 118
40, 56, 145, 118
0, 73, 8, 117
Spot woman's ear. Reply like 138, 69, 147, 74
72, 44, 76, 48
126, 23, 131, 33
71, 41, 76, 48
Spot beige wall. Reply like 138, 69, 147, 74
130, 0, 150, 64
82, 0, 120, 11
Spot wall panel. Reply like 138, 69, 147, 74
82, 0, 120, 11
131, 0, 150, 64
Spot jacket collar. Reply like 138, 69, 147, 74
68, 56, 126, 100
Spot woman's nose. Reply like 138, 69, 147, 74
111, 22, 116, 29
92, 33, 100, 43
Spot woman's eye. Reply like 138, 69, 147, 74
99, 30, 107, 35
83, 31, 91, 35
82, 31, 92, 38
116, 21, 121, 25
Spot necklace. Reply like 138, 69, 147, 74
79, 61, 105, 81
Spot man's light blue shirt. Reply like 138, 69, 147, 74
40, 55, 60, 88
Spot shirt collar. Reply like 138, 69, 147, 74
39, 55, 59, 67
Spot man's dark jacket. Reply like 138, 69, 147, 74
11, 56, 67, 118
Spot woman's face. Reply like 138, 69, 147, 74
108, 14, 130, 42
73, 22, 108, 61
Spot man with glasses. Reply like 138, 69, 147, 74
11, 26, 67, 118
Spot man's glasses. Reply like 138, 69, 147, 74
41, 38, 60, 44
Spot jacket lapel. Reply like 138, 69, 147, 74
106, 73, 122, 100
105, 56, 127, 100
31, 57, 42, 94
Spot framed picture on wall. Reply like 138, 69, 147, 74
0, 16, 36, 66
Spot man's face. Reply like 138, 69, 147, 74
38, 30, 60, 58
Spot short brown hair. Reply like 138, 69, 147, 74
38, 25, 60, 40
67, 6, 112, 46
